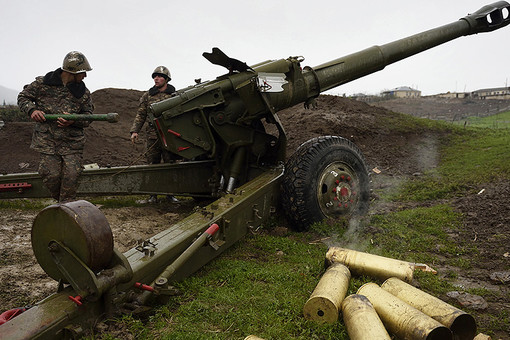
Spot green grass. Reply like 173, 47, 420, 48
390, 111, 510, 202
453, 110, 510, 129
89, 204, 475, 339
88, 195, 153, 208
92, 201, 486, 339
366, 205, 469, 265
161, 236, 337, 340
0, 105, 27, 122
92, 234, 347, 340
0, 195, 189, 210
0, 198, 55, 210
392, 126, 510, 201
380, 110, 451, 134
441, 129, 510, 180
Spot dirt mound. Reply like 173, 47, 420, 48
278, 94, 438, 176
0, 88, 144, 174
1, 90, 437, 177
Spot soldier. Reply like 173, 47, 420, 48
17, 51, 94, 202
130, 66, 179, 203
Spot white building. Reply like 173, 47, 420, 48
381, 86, 421, 98
471, 87, 510, 100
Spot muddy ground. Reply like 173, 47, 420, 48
0, 90, 508, 338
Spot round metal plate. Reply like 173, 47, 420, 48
31, 200, 114, 282
317, 161, 361, 218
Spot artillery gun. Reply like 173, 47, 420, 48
0, 2, 509, 338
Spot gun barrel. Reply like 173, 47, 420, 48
312, 1, 510, 93
43, 112, 119, 123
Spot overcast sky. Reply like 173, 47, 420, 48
1, 0, 509, 97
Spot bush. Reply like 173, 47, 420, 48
0, 105, 29, 122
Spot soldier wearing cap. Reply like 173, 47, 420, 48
17, 51, 94, 202
130, 66, 180, 203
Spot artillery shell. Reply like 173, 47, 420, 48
381, 277, 476, 340
341, 294, 391, 340
325, 247, 414, 282
303, 263, 351, 323
357, 282, 452, 340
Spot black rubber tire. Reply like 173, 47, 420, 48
281, 136, 370, 231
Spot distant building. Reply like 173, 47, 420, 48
471, 87, 510, 100
434, 92, 469, 99
381, 86, 421, 98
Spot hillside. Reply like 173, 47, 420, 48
0, 89, 508, 338
369, 96, 510, 121
0, 85, 19, 105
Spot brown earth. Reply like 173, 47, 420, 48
0, 90, 508, 338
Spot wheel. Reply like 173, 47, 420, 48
281, 136, 370, 231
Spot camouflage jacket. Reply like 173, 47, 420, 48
130, 84, 176, 138
18, 68, 94, 155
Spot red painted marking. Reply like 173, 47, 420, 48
167, 129, 182, 137
68, 295, 83, 306
0, 308, 26, 325
0, 182, 32, 192
206, 223, 220, 236
340, 187, 349, 197
134, 282, 155, 292
154, 120, 168, 147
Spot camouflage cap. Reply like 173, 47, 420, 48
62, 51, 92, 74
152, 66, 171, 81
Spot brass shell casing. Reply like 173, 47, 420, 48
357, 283, 452, 340
341, 294, 391, 340
381, 277, 476, 340
325, 247, 414, 282
303, 263, 351, 323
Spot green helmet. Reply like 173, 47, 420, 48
152, 66, 171, 81
62, 51, 92, 74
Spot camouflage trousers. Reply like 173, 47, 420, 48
38, 153, 83, 202
146, 137, 178, 164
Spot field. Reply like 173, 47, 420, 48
0, 91, 509, 339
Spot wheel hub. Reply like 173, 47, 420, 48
318, 163, 360, 218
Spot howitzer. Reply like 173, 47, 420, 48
0, 2, 509, 339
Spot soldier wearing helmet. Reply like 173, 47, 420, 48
130, 66, 180, 203
17, 51, 94, 202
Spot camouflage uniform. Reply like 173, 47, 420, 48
130, 85, 177, 164
18, 68, 94, 201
